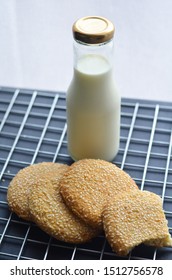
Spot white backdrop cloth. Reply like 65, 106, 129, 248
0, 0, 172, 102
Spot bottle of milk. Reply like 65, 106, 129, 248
67, 16, 121, 161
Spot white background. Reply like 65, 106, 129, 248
0, 0, 172, 102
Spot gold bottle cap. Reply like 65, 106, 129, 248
73, 16, 115, 44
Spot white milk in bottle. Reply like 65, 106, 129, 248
67, 16, 121, 161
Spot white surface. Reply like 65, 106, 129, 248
0, 0, 172, 102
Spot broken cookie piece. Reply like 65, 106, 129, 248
103, 190, 172, 256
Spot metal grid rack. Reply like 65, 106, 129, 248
0, 86, 172, 260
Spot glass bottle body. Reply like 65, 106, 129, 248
66, 39, 121, 161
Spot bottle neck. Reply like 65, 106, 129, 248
73, 39, 114, 70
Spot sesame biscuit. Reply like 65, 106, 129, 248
103, 190, 172, 256
7, 162, 68, 220
29, 177, 99, 244
60, 159, 138, 229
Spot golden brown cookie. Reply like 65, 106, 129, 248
60, 159, 138, 229
103, 190, 172, 256
29, 176, 99, 244
7, 162, 68, 220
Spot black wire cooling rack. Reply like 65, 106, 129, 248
0, 86, 172, 260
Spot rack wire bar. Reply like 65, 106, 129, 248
0, 89, 20, 132
161, 131, 172, 203
0, 87, 172, 260
140, 105, 159, 191
121, 102, 139, 170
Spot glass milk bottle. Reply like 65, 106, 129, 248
67, 16, 121, 161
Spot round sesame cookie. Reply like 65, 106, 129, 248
29, 176, 99, 244
103, 190, 172, 256
60, 159, 138, 229
7, 162, 68, 221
